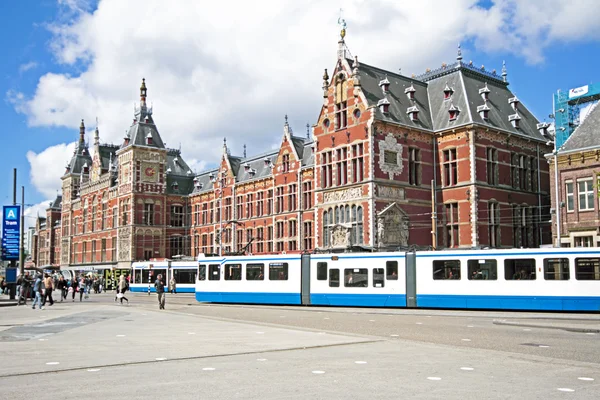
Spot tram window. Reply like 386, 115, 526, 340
208, 264, 220, 281
134, 270, 142, 283
269, 263, 288, 280
544, 258, 570, 280
329, 269, 340, 287
504, 259, 536, 280
317, 262, 328, 280
575, 258, 600, 280
246, 263, 265, 280
344, 268, 368, 287
433, 260, 460, 280
373, 268, 385, 288
198, 264, 206, 281
467, 260, 497, 280
225, 264, 242, 280
143, 268, 165, 283
386, 261, 398, 280
173, 269, 196, 284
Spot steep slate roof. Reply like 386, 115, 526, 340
301, 140, 315, 167
559, 103, 600, 153
123, 118, 166, 149
49, 195, 62, 210
357, 61, 433, 130
290, 136, 306, 159
98, 144, 119, 170
235, 150, 278, 184
66, 142, 92, 175
356, 58, 543, 141
165, 149, 194, 195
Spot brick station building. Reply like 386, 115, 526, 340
32, 31, 553, 272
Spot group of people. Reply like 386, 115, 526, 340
14, 272, 100, 309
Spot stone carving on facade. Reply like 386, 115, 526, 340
375, 185, 406, 200
60, 238, 70, 265
117, 227, 132, 261
323, 187, 362, 204
377, 203, 409, 248
378, 133, 404, 179
330, 224, 351, 248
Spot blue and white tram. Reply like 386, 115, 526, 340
195, 247, 600, 312
196, 255, 302, 304
131, 261, 198, 293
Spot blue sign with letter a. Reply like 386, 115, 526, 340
2, 205, 21, 261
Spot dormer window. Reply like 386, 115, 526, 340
243, 162, 250, 171
407, 106, 419, 121
405, 85, 416, 100
167, 167, 172, 173
477, 104, 490, 120
448, 104, 460, 121
378, 77, 390, 93
208, 172, 215, 180
249, 168, 257, 176
508, 96, 520, 111
537, 122, 551, 137
509, 113, 521, 129
377, 98, 390, 114
172, 182, 179, 191
146, 132, 153, 145
82, 163, 89, 174
443, 84, 454, 100
479, 83, 491, 102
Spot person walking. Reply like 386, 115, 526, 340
71, 275, 79, 302
78, 275, 86, 302
57, 276, 67, 302
17, 272, 32, 306
155, 274, 166, 310
117, 275, 129, 305
43, 273, 55, 306
31, 273, 44, 310
169, 275, 177, 294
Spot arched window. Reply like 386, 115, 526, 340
345, 205, 350, 223
335, 206, 340, 224
351, 206, 363, 245
323, 211, 329, 247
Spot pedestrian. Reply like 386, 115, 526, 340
71, 275, 79, 302
31, 273, 44, 310
78, 275, 86, 302
116, 275, 129, 305
57, 276, 67, 302
155, 274, 165, 310
43, 273, 55, 306
169, 275, 177, 294
98, 276, 104, 293
17, 272, 32, 306
0, 277, 6, 295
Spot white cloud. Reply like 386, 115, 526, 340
19, 62, 38, 73
24, 200, 55, 230
13, 0, 600, 198
26, 142, 76, 198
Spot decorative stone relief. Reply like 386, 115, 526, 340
330, 224, 352, 248
377, 203, 409, 248
375, 185, 406, 200
117, 227, 132, 261
378, 133, 404, 179
323, 187, 362, 204
60, 238, 70, 265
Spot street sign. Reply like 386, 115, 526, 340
1, 206, 21, 261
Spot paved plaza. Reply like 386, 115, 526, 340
0, 293, 599, 399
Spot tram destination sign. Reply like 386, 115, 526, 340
1, 205, 21, 261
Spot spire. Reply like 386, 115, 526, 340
306, 123, 310, 139
501, 60, 507, 82
222, 137, 227, 156
93, 118, 99, 146
322, 68, 329, 99
140, 78, 147, 105
337, 10, 347, 60
457, 43, 462, 61
79, 119, 85, 146
283, 114, 291, 138
243, 144, 247, 158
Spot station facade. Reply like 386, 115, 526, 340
31, 32, 552, 271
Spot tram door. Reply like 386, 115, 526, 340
300, 253, 311, 305
405, 251, 417, 308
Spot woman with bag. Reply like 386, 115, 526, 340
117, 275, 129, 305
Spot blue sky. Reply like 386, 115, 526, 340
1, 0, 600, 227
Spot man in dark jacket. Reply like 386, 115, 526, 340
154, 274, 165, 310
17, 272, 32, 306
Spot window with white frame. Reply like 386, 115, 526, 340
566, 181, 574, 212
578, 178, 594, 211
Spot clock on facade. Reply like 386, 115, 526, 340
145, 166, 156, 177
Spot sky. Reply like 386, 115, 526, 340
1, 0, 600, 230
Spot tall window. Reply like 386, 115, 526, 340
408, 147, 421, 186
335, 75, 348, 130
257, 192, 264, 217
121, 199, 129, 226
303, 221, 313, 250
91, 240, 96, 263
512, 205, 527, 248
519, 155, 527, 190
171, 205, 184, 226
169, 236, 184, 257
282, 154, 290, 173
336, 147, 348, 185
443, 149, 457, 187
225, 198, 232, 221
143, 203, 154, 226
267, 226, 273, 252
256, 227, 264, 253
237, 196, 243, 220
276, 221, 284, 239
323, 209, 332, 247
578, 178, 594, 211
82, 204, 87, 234
566, 181, 574, 212
321, 151, 334, 188
531, 158, 538, 192
445, 203, 459, 248
101, 239, 106, 262
102, 203, 107, 230
511, 153, 518, 188
276, 187, 284, 213
303, 181, 313, 210
91, 201, 97, 232
335, 101, 347, 130
488, 202, 500, 247
112, 207, 117, 228
267, 190, 273, 216
288, 185, 297, 211
351, 143, 364, 183
247, 194, 254, 218
351, 205, 363, 245
194, 233, 199, 257
486, 148, 498, 185
82, 242, 87, 263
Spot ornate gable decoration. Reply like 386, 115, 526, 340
377, 202, 409, 248
378, 133, 403, 179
